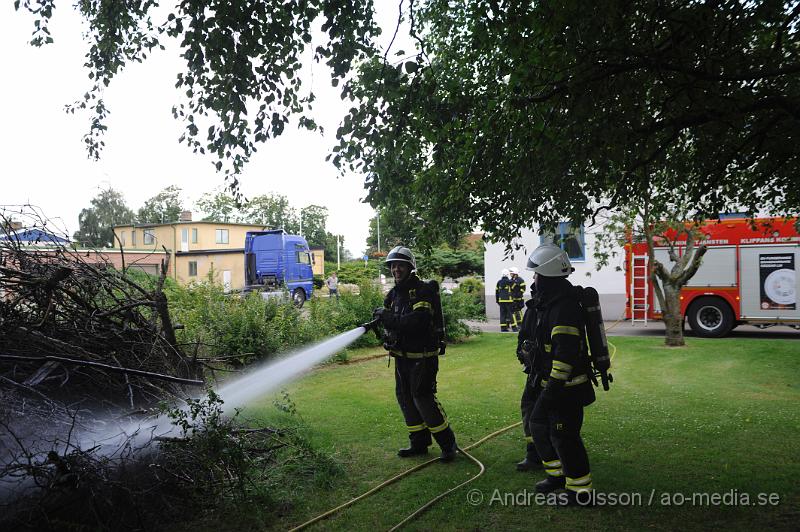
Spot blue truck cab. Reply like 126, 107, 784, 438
244, 230, 314, 307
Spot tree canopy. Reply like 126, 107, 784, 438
15, 0, 379, 188
137, 185, 184, 224
73, 187, 135, 247
194, 191, 343, 259
336, 0, 800, 243
19, 1, 800, 244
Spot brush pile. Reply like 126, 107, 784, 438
0, 208, 204, 528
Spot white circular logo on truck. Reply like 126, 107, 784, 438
764, 268, 796, 306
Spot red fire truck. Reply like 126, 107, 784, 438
625, 217, 800, 337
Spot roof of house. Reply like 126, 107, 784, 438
0, 228, 70, 244
113, 221, 270, 229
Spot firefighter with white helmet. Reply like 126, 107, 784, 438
372, 245, 459, 462
496, 268, 515, 332
520, 243, 596, 503
509, 266, 526, 327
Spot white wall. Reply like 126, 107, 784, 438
484, 226, 627, 319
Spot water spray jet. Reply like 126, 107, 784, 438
92, 325, 376, 448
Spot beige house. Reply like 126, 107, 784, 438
113, 212, 268, 290
309, 247, 325, 277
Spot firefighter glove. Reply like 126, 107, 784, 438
516, 346, 526, 366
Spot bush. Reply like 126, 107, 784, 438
156, 390, 343, 523
163, 272, 478, 369
441, 286, 484, 341
335, 260, 383, 285
418, 247, 483, 279
305, 281, 385, 353
166, 280, 319, 364
458, 276, 484, 294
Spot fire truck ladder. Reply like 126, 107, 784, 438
630, 254, 649, 324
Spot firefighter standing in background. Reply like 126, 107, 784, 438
515, 280, 541, 471
526, 243, 596, 502
509, 267, 526, 328
496, 269, 515, 332
373, 246, 459, 462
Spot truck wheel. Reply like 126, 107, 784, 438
687, 297, 734, 338
292, 288, 306, 308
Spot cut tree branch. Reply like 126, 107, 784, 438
0, 354, 203, 386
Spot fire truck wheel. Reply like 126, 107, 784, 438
687, 297, 734, 338
292, 288, 306, 308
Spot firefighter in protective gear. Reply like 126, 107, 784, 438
526, 243, 596, 501
373, 246, 459, 462
515, 281, 541, 471
496, 269, 515, 332
509, 266, 526, 328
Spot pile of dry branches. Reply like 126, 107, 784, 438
0, 208, 205, 527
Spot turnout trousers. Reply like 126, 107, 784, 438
394, 355, 456, 450
513, 301, 524, 330
499, 302, 515, 330
531, 392, 593, 492
520, 375, 541, 444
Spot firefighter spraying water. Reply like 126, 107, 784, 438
367, 246, 459, 462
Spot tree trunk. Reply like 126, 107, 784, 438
662, 283, 685, 346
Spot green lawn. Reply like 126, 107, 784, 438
210, 334, 799, 531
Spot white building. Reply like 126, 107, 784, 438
484, 223, 627, 321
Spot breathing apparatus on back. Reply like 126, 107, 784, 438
574, 286, 613, 391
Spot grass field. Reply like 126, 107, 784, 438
196, 333, 799, 531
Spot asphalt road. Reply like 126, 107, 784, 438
465, 318, 800, 340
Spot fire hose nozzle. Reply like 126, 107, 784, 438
360, 318, 381, 334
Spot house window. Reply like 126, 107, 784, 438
215, 229, 229, 244
119, 231, 126, 246
540, 222, 585, 261
131, 230, 137, 246
143, 229, 155, 245
188, 261, 198, 277
191, 228, 198, 243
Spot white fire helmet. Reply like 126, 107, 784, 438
509, 267, 520, 275
525, 243, 574, 277
501, 268, 510, 278
385, 245, 416, 270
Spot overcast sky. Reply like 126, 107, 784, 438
1, 2, 409, 257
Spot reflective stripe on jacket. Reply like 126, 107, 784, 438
496, 277, 513, 303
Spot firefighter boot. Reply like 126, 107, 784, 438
439, 442, 458, 462
535, 476, 566, 493
397, 446, 429, 458
434, 427, 458, 462
516, 443, 541, 472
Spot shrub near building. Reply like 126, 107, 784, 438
162, 275, 480, 366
